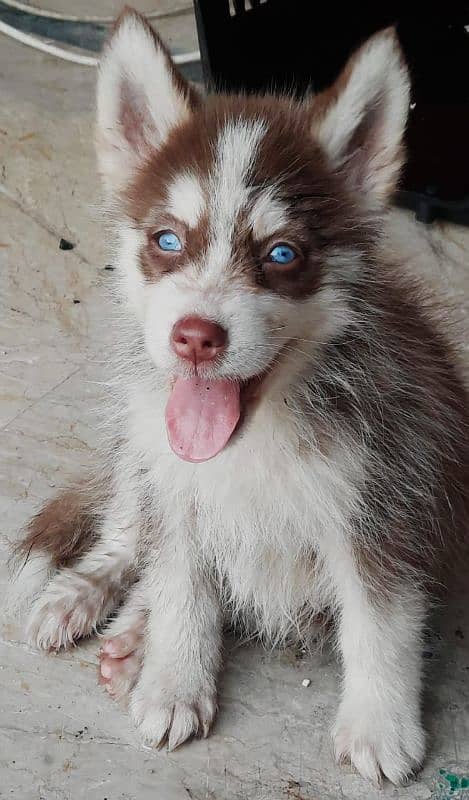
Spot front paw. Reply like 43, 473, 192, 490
130, 677, 217, 751
26, 571, 112, 650
332, 695, 425, 785
99, 624, 145, 704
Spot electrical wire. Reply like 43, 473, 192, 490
0, 18, 200, 65
0, 0, 193, 23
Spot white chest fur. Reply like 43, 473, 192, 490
127, 383, 361, 640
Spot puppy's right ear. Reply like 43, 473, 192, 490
96, 8, 198, 192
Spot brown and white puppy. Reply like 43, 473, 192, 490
10, 9, 469, 786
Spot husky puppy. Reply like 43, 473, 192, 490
14, 9, 469, 785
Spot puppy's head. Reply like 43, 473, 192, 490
96, 9, 410, 462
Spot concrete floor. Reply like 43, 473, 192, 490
0, 12, 469, 800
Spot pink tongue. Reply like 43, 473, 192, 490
165, 377, 241, 463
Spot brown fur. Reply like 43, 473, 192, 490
15, 484, 105, 569
139, 212, 211, 282
305, 266, 469, 598
123, 93, 374, 300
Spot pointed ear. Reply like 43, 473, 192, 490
96, 8, 198, 192
311, 28, 410, 210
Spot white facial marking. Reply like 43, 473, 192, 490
167, 172, 205, 228
249, 188, 288, 241
117, 225, 146, 320
201, 118, 267, 285
134, 112, 354, 383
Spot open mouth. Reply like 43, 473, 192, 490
165, 373, 265, 463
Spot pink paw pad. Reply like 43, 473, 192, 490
98, 628, 144, 703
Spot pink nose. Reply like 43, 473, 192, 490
171, 316, 227, 364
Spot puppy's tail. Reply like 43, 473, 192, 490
15, 482, 104, 569
4, 481, 106, 618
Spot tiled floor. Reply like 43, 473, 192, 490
1, 15, 468, 800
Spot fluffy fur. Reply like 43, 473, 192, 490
10, 8, 469, 786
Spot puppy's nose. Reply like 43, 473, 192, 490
171, 316, 227, 364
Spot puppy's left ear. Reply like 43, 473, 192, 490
96, 8, 199, 192
311, 28, 410, 210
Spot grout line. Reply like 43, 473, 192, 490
0, 182, 91, 265
0, 364, 82, 432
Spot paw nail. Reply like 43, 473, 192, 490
100, 661, 113, 679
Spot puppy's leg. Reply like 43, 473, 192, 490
26, 478, 140, 651
99, 584, 147, 704
129, 526, 222, 750
326, 540, 425, 785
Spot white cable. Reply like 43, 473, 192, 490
0, 18, 200, 65
0, 0, 193, 23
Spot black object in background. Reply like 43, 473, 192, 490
194, 0, 469, 225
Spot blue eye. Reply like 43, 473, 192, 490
156, 231, 182, 252
268, 243, 297, 264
